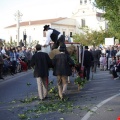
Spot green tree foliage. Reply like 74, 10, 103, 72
73, 27, 112, 46
95, 0, 120, 39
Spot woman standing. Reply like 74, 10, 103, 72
9, 48, 19, 74
0, 48, 4, 79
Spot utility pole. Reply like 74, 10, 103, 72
14, 10, 23, 46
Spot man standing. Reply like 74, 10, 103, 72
91, 47, 99, 72
106, 46, 116, 70
43, 25, 65, 50
83, 46, 94, 81
31, 44, 52, 100
52, 44, 75, 100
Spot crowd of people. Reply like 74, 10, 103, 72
1, 24, 120, 102
89, 45, 120, 80
0, 46, 35, 79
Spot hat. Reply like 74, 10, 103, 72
43, 25, 50, 31
85, 46, 89, 49
59, 44, 66, 52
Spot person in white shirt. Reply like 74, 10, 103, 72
43, 25, 65, 50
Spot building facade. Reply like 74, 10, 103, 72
4, 18, 76, 45
4, 0, 106, 45
72, 0, 106, 31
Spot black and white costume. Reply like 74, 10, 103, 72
43, 25, 65, 50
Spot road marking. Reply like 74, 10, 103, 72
81, 93, 120, 120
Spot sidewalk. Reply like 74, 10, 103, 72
88, 95, 120, 120
80, 69, 120, 120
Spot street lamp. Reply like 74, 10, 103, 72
14, 10, 23, 46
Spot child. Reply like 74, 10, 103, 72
99, 54, 104, 70
110, 56, 116, 70
103, 54, 107, 71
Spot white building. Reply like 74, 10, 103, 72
72, 0, 106, 31
4, 0, 107, 44
4, 17, 76, 44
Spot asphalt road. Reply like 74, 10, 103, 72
0, 68, 120, 120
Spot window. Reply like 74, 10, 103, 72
63, 31, 65, 36
81, 19, 85, 27
84, 0, 87, 4
70, 32, 72, 37
80, 0, 82, 5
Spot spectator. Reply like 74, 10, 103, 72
99, 54, 107, 71
9, 48, 19, 74
0, 49, 4, 79
106, 47, 116, 70
26, 47, 32, 69
19, 39, 24, 47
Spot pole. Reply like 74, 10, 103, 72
14, 10, 23, 46
17, 14, 20, 46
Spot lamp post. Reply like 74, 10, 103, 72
14, 10, 23, 46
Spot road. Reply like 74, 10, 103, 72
0, 69, 120, 120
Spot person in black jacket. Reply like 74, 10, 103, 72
0, 49, 4, 79
83, 46, 94, 81
31, 44, 52, 100
91, 47, 99, 73
43, 25, 65, 50
52, 44, 75, 100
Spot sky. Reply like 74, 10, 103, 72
0, 0, 79, 38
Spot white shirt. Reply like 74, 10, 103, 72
44, 29, 53, 45
1, 49, 6, 54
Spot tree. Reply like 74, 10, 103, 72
95, 0, 120, 39
73, 27, 113, 46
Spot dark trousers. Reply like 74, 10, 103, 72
0, 64, 3, 77
95, 61, 98, 72
52, 35, 65, 50
27, 60, 31, 69
84, 66, 91, 80
112, 69, 118, 78
11, 61, 17, 73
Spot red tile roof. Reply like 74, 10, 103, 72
5, 17, 66, 28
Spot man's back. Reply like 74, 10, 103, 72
83, 50, 94, 67
52, 53, 74, 76
31, 52, 52, 77
91, 50, 99, 61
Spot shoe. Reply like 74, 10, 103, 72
44, 96, 49, 100
40, 98, 45, 101
62, 93, 69, 101
114, 77, 119, 80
